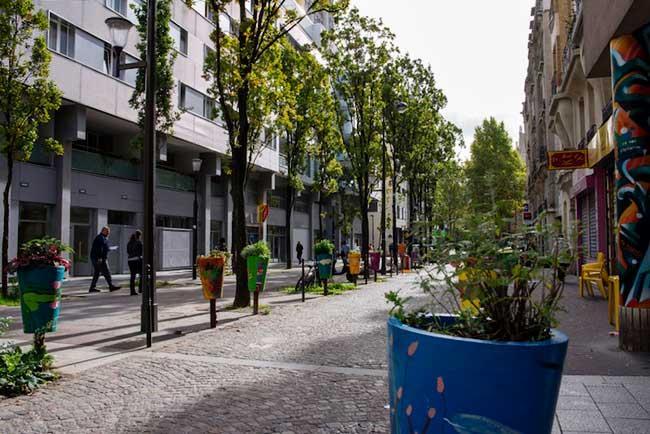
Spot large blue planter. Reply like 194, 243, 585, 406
316, 253, 333, 280
388, 316, 568, 434
17, 266, 65, 334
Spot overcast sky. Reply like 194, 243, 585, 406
350, 0, 536, 159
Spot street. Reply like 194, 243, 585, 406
1, 272, 650, 433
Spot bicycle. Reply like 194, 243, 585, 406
294, 260, 320, 293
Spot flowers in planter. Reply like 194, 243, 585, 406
8, 238, 72, 273
387, 215, 575, 342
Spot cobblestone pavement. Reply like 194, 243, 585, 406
1, 272, 650, 433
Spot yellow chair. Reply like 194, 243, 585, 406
607, 276, 620, 330
579, 252, 609, 299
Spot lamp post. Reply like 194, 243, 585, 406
106, 3, 156, 347
192, 158, 203, 280
392, 101, 407, 275
105, 16, 134, 77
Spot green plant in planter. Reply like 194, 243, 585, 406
241, 241, 271, 259
314, 239, 335, 255
388, 216, 575, 342
242, 241, 271, 292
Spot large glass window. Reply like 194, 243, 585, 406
180, 83, 216, 120
108, 210, 136, 226
170, 21, 188, 55
49, 15, 75, 57
49, 14, 110, 74
156, 215, 193, 229
118, 52, 139, 86
106, 0, 141, 22
18, 203, 51, 248
210, 220, 223, 250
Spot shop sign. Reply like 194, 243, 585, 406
257, 204, 269, 223
523, 212, 533, 221
588, 117, 614, 167
547, 150, 589, 170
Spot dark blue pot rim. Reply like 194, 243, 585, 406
389, 315, 568, 348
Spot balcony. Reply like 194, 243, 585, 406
72, 149, 140, 181
157, 168, 195, 192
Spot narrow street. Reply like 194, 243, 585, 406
1, 272, 649, 433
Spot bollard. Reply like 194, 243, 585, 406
301, 259, 306, 303
210, 299, 217, 328
253, 285, 260, 315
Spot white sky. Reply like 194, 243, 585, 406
350, 0, 536, 159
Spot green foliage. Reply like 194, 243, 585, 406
388, 217, 574, 342
130, 0, 180, 144
432, 160, 469, 237
0, 344, 57, 397
314, 239, 335, 255
241, 241, 270, 259
284, 282, 356, 296
9, 237, 73, 273
465, 118, 526, 221
1, 0, 63, 296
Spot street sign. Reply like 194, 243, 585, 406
257, 204, 269, 223
547, 150, 589, 170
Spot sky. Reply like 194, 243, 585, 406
351, 0, 536, 160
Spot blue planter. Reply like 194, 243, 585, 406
316, 253, 333, 280
17, 266, 65, 334
388, 316, 568, 434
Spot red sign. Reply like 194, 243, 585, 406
547, 150, 589, 170
523, 212, 533, 221
257, 204, 269, 223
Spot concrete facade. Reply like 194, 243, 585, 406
0, 0, 341, 275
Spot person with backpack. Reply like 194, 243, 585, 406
127, 230, 143, 296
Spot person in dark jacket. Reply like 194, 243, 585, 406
127, 230, 143, 296
89, 226, 120, 293
296, 241, 304, 264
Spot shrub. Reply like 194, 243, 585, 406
8, 237, 73, 273
241, 241, 270, 259
314, 239, 335, 255
387, 216, 574, 342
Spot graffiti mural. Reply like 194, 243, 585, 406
611, 24, 650, 308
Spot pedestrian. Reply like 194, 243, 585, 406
127, 230, 143, 296
89, 226, 121, 293
296, 241, 304, 264
341, 240, 350, 267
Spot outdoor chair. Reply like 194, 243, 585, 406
579, 252, 609, 299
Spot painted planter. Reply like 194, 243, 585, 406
246, 255, 269, 292
369, 252, 381, 272
197, 256, 225, 300
316, 253, 333, 280
388, 316, 568, 434
17, 266, 65, 334
348, 252, 361, 275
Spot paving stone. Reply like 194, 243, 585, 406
587, 385, 638, 404
556, 409, 612, 432
558, 395, 599, 410
607, 417, 650, 434
597, 403, 650, 419
561, 381, 591, 397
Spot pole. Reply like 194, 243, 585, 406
381, 117, 387, 275
141, 0, 157, 348
193, 176, 198, 280
301, 259, 305, 302
392, 159, 399, 276
253, 285, 260, 314
210, 299, 217, 328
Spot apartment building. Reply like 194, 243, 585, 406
522, 0, 650, 272
0, 0, 335, 275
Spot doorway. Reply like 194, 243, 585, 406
70, 207, 93, 276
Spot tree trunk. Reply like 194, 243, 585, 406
359, 175, 370, 281
1, 155, 13, 297
285, 185, 294, 269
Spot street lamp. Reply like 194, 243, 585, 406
192, 158, 203, 280
392, 100, 407, 275
106, 5, 157, 347
105, 16, 134, 77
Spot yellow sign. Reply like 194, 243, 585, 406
257, 204, 269, 223
588, 117, 614, 167
547, 150, 589, 170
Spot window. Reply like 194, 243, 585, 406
74, 131, 114, 154
156, 215, 193, 229
170, 21, 188, 55
211, 176, 226, 197
118, 52, 139, 86
203, 44, 214, 64
18, 203, 51, 248
108, 210, 135, 226
49, 15, 75, 57
180, 83, 216, 120
210, 220, 223, 250
49, 14, 111, 74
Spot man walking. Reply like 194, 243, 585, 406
89, 226, 121, 293
296, 241, 304, 264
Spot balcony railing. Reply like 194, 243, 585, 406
157, 168, 195, 192
72, 149, 140, 181
602, 101, 613, 124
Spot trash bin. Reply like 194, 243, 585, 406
348, 252, 361, 275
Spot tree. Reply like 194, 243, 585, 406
432, 159, 468, 238
323, 8, 394, 275
465, 118, 526, 222
130, 0, 180, 144
276, 41, 340, 268
0, 0, 62, 297
200, 0, 347, 307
